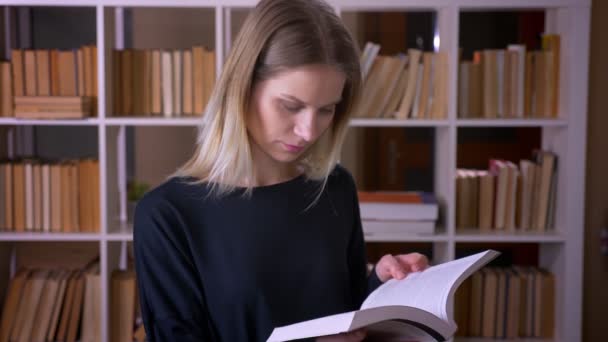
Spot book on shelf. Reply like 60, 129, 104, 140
456, 149, 557, 232
455, 265, 555, 339
267, 250, 500, 342
0, 158, 100, 233
458, 34, 560, 119
8, 46, 98, 119
362, 220, 436, 236
112, 46, 215, 118
0, 244, 100, 342
111, 269, 144, 342
0, 61, 13, 117
358, 191, 438, 221
351, 42, 448, 120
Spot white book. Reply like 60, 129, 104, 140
491, 160, 509, 230
161, 51, 173, 117
426, 53, 436, 118
24, 162, 33, 231
33, 164, 42, 231
360, 42, 373, 73
396, 49, 422, 119
42, 164, 51, 232
359, 202, 438, 221
410, 64, 425, 119
267, 250, 500, 342
172, 50, 182, 116
362, 43, 380, 80
496, 50, 505, 118
458, 62, 470, 118
508, 44, 526, 117
362, 220, 435, 236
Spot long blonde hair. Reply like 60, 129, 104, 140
173, 0, 361, 197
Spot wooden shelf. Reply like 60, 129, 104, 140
454, 229, 565, 243
0, 232, 102, 241
350, 118, 449, 127
5, 0, 98, 6
364, 232, 448, 242
457, 118, 568, 127
0, 117, 100, 126
454, 338, 554, 342
104, 117, 202, 126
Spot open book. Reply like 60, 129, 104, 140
267, 250, 500, 342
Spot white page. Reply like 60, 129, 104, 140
266, 311, 356, 342
361, 250, 499, 325
365, 320, 437, 341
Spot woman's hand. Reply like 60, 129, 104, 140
316, 329, 366, 341
375, 252, 429, 283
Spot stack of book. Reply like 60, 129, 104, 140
13, 96, 93, 119
455, 266, 555, 339
352, 42, 449, 120
456, 150, 557, 232
112, 46, 216, 117
358, 191, 439, 236
458, 34, 560, 118
0, 158, 100, 233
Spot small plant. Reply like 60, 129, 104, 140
128, 181, 150, 202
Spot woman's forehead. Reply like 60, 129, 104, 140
260, 64, 346, 105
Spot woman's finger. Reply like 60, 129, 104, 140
396, 253, 429, 272
377, 254, 410, 281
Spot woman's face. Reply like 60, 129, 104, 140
247, 64, 346, 166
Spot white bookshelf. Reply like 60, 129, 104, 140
0, 1, 590, 342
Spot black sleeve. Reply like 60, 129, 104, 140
133, 195, 216, 341
345, 173, 383, 309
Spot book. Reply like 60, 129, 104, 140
267, 250, 500, 342
358, 192, 438, 221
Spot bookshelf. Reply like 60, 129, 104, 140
0, 1, 590, 342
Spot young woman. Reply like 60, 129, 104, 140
133, 0, 428, 341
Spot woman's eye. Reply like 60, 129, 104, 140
320, 107, 335, 115
281, 102, 301, 113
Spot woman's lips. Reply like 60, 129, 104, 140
282, 142, 305, 153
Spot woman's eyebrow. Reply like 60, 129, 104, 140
279, 94, 341, 108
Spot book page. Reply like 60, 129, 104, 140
365, 320, 437, 342
361, 250, 499, 324
266, 311, 356, 342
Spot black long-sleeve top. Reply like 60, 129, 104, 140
133, 165, 382, 341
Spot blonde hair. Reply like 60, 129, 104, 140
173, 0, 361, 197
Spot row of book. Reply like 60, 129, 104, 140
0, 264, 100, 342
352, 42, 448, 120
112, 47, 216, 117
11, 47, 98, 99
454, 266, 555, 339
0, 46, 99, 119
458, 34, 560, 118
358, 191, 438, 236
0, 265, 146, 342
456, 150, 557, 232
0, 159, 100, 233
